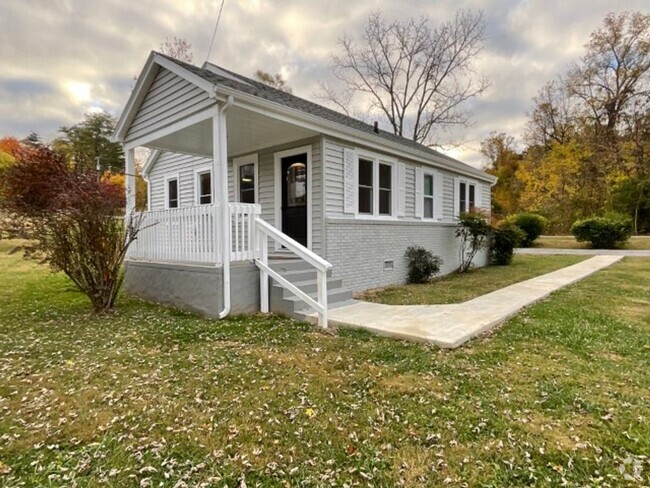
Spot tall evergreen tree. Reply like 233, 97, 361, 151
54, 112, 124, 172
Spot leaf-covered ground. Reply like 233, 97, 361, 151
1, 241, 648, 486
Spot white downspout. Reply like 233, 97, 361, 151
217, 95, 234, 319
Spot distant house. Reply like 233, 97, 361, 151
114, 51, 496, 327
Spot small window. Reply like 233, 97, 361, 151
423, 173, 434, 219
458, 181, 477, 214
197, 170, 212, 205
378, 163, 392, 215
358, 158, 374, 214
167, 178, 178, 209
239, 163, 256, 203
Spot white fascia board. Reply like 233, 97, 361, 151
153, 54, 216, 95
142, 149, 161, 177
113, 52, 217, 143
113, 51, 158, 142
212, 85, 496, 184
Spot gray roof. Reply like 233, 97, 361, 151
157, 52, 490, 180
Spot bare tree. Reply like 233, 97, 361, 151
160, 36, 194, 63
566, 11, 650, 134
317, 10, 488, 146
253, 70, 292, 93
525, 81, 576, 147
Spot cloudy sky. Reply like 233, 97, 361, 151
0, 0, 646, 167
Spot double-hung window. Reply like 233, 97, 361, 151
358, 158, 374, 214
196, 169, 212, 205
238, 163, 256, 203
166, 176, 179, 209
423, 172, 434, 219
357, 155, 394, 217
234, 154, 258, 204
458, 180, 477, 214
378, 162, 392, 215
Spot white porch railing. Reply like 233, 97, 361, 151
230, 203, 261, 262
127, 202, 332, 328
128, 203, 261, 264
254, 217, 332, 328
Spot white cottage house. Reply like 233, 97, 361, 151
114, 51, 496, 327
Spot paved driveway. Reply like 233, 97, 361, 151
309, 255, 624, 348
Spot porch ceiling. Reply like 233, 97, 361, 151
145, 106, 318, 157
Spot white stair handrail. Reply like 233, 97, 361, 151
254, 218, 332, 272
254, 216, 332, 328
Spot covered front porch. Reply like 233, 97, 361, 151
114, 53, 332, 326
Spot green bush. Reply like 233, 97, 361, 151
491, 222, 525, 265
456, 210, 492, 273
506, 212, 548, 247
405, 246, 442, 284
570, 216, 632, 249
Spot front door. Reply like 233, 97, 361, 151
281, 153, 308, 246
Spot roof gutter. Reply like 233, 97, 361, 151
211, 84, 496, 184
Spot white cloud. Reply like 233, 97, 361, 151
0, 0, 646, 168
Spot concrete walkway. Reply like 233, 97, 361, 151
516, 248, 650, 257
311, 255, 623, 348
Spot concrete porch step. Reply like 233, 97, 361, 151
266, 259, 353, 320
270, 284, 353, 317
271, 277, 344, 299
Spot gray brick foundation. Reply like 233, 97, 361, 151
324, 219, 488, 292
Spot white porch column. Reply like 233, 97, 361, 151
125, 147, 136, 213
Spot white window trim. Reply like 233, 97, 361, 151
355, 150, 397, 220
456, 177, 478, 216
274, 145, 312, 250
164, 173, 180, 210
422, 169, 436, 221
233, 154, 259, 204
194, 165, 213, 205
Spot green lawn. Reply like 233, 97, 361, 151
1, 241, 649, 486
534, 235, 650, 250
361, 254, 587, 305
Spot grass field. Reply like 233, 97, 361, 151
360, 254, 587, 305
534, 235, 650, 250
1, 240, 649, 486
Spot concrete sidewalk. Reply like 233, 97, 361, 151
309, 255, 623, 348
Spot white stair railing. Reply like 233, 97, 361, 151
254, 217, 332, 329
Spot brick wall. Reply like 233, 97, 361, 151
325, 219, 489, 292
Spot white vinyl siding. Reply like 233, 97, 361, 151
149, 152, 212, 210
124, 67, 213, 144
324, 137, 483, 223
